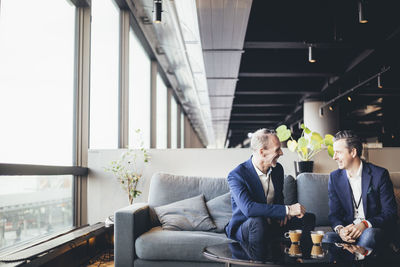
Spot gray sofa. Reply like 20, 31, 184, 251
114, 171, 400, 267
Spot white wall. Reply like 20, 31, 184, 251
87, 148, 400, 224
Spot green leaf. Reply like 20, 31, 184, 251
324, 134, 334, 146
276, 125, 287, 134
311, 132, 323, 143
278, 129, 291, 142
303, 126, 311, 134
327, 145, 334, 158
297, 137, 308, 149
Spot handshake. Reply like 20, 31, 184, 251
287, 203, 306, 218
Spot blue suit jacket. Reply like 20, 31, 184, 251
225, 157, 286, 240
328, 161, 397, 230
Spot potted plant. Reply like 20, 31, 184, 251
275, 124, 334, 174
105, 129, 150, 205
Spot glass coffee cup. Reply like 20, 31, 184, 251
284, 230, 302, 243
310, 230, 324, 245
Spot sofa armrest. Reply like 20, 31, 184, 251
114, 203, 150, 267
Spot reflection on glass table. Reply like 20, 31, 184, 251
203, 236, 380, 267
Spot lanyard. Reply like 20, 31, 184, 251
348, 181, 362, 212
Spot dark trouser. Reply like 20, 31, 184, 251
236, 213, 316, 247
323, 228, 384, 250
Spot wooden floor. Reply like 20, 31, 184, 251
85, 249, 114, 267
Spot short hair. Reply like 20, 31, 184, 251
334, 130, 363, 157
250, 128, 277, 152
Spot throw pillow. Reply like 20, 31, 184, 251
154, 194, 216, 231
206, 192, 232, 233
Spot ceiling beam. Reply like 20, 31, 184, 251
244, 41, 359, 49
239, 72, 338, 78
229, 121, 279, 124
235, 91, 319, 95
231, 113, 287, 117
233, 103, 295, 107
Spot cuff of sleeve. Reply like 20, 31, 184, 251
285, 205, 289, 215
334, 225, 343, 233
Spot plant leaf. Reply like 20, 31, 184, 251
276, 125, 287, 134
297, 137, 308, 149
327, 145, 334, 158
324, 134, 334, 146
287, 140, 298, 152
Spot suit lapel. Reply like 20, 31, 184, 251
244, 157, 267, 203
361, 162, 372, 218
338, 170, 354, 218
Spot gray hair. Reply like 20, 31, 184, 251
250, 128, 277, 152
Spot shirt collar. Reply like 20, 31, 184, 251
346, 160, 363, 179
251, 157, 271, 176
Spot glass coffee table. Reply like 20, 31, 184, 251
203, 237, 377, 266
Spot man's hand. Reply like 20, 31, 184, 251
347, 222, 367, 240
339, 224, 356, 243
288, 203, 306, 218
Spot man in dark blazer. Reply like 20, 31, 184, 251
225, 128, 315, 245
325, 130, 397, 249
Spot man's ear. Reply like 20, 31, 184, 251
351, 148, 357, 158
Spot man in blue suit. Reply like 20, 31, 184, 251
325, 130, 397, 249
225, 128, 315, 244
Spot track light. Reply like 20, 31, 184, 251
308, 45, 316, 63
329, 106, 334, 111
153, 0, 162, 23
347, 96, 352, 102
377, 74, 383, 88
358, 1, 368, 24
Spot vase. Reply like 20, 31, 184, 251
294, 161, 314, 176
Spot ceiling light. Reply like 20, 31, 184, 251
347, 96, 352, 102
329, 106, 334, 111
377, 74, 383, 88
308, 45, 316, 63
153, 0, 162, 23
358, 1, 368, 23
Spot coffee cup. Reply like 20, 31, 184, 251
310, 231, 324, 244
311, 245, 324, 258
284, 244, 302, 257
284, 230, 302, 243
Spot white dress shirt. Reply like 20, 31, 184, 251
252, 160, 275, 204
251, 158, 289, 215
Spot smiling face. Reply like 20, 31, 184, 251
333, 139, 357, 170
257, 135, 283, 172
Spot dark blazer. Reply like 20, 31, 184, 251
225, 157, 286, 240
328, 161, 397, 230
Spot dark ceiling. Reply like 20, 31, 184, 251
227, 0, 400, 147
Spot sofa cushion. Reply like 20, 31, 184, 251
135, 226, 233, 262
206, 192, 232, 233
283, 175, 297, 205
154, 194, 216, 231
297, 173, 330, 226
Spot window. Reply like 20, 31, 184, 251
156, 74, 167, 148
170, 97, 178, 148
181, 112, 185, 148
129, 29, 151, 148
0, 0, 75, 165
0, 0, 75, 250
89, 0, 120, 149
